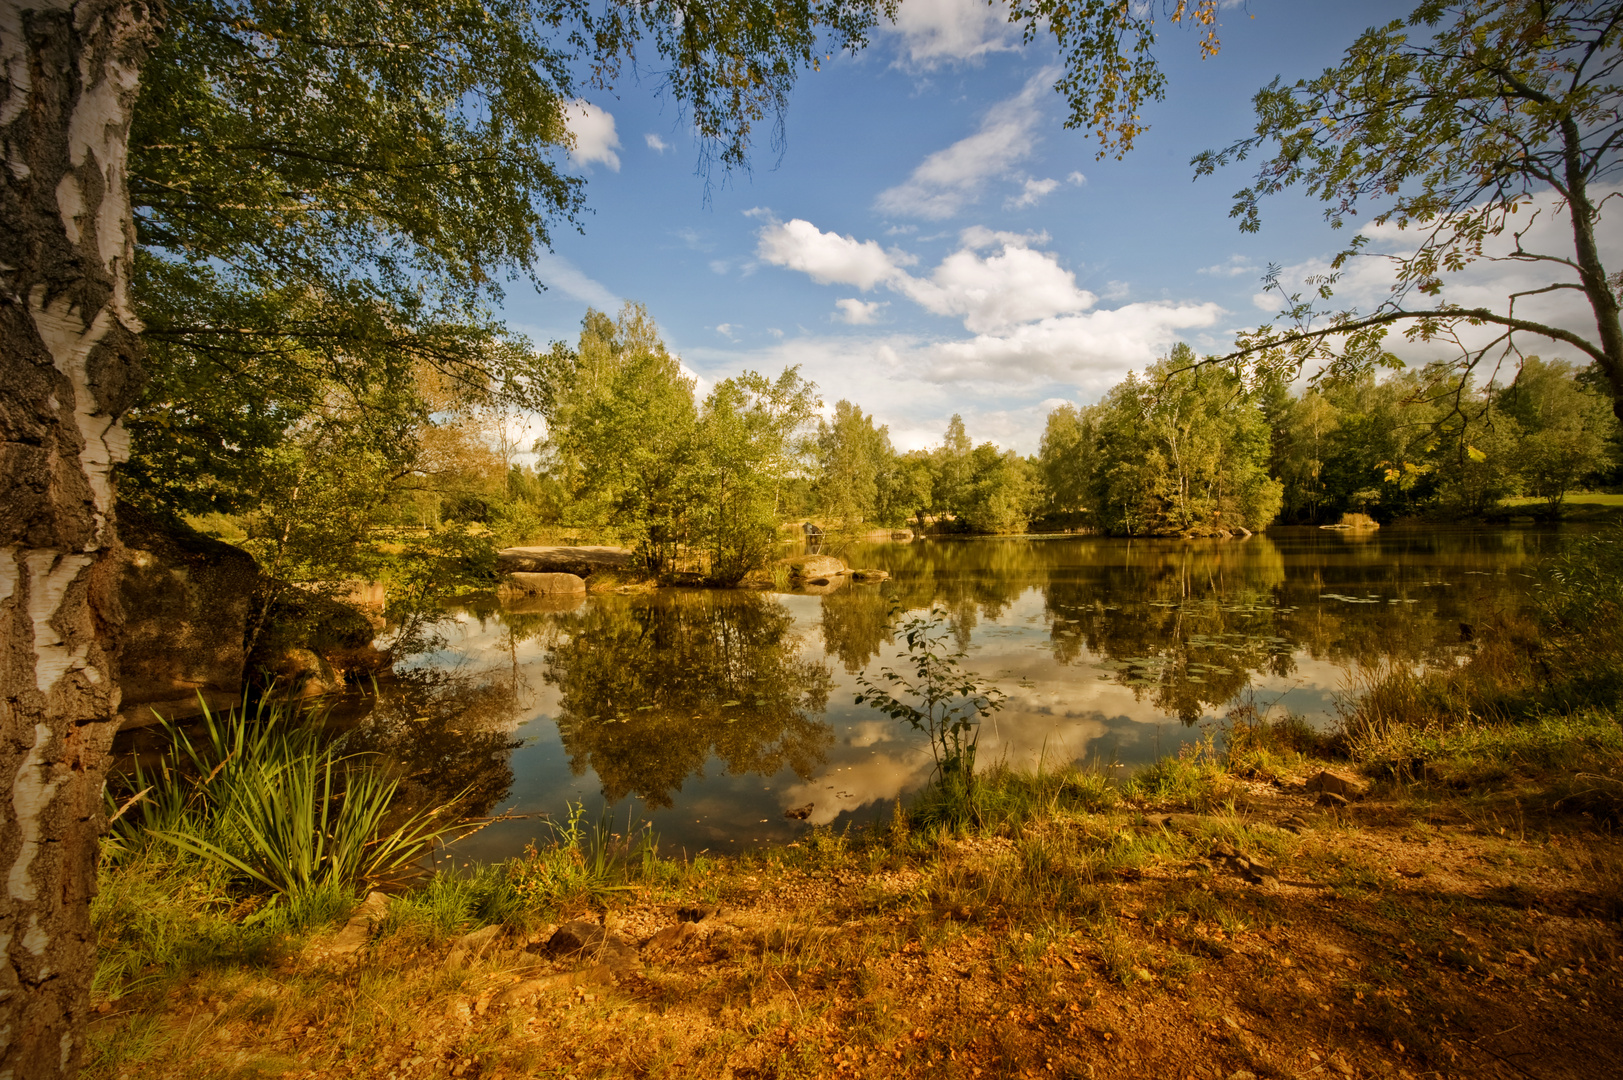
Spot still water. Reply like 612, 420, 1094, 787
353, 527, 1561, 860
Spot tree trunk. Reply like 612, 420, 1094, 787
1, 2, 153, 1077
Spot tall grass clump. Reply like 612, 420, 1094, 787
108, 697, 467, 911
505, 802, 667, 912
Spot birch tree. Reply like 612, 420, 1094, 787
1, 2, 156, 1076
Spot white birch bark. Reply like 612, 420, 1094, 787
0, 2, 153, 1076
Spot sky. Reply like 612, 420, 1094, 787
500, 0, 1610, 455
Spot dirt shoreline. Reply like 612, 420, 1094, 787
87, 773, 1623, 1080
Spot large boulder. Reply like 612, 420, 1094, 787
497, 545, 635, 576
498, 571, 586, 596
777, 554, 848, 580
117, 510, 259, 729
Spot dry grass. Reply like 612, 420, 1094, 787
87, 757, 1623, 1080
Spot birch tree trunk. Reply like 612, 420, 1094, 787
0, 2, 153, 1076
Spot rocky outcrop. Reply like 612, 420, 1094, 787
777, 554, 848, 580
496, 545, 635, 576
498, 571, 586, 596
117, 510, 260, 729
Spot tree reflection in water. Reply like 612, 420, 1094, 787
542, 591, 834, 806
829, 529, 1551, 726
346, 665, 522, 816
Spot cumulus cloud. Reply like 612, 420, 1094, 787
887, 0, 1017, 68
755, 218, 913, 289
919, 302, 1225, 389
757, 217, 1091, 333
645, 133, 670, 153
1005, 176, 1060, 210
714, 323, 739, 339
835, 298, 889, 325
1067, 171, 1087, 186
874, 72, 1054, 220
564, 102, 621, 171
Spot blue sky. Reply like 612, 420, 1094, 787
499, 0, 1601, 453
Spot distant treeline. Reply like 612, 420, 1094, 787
160, 303, 1621, 587
490, 309, 1619, 566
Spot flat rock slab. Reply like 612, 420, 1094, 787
498, 571, 586, 595
777, 554, 848, 579
497, 545, 635, 576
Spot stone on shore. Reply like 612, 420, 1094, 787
777, 554, 848, 579
1305, 769, 1369, 800
497, 545, 636, 576
497, 571, 586, 597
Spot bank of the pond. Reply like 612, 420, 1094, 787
87, 704, 1623, 1080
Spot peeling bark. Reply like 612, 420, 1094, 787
0, 2, 154, 1077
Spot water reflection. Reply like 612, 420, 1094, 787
541, 592, 834, 807
376, 526, 1563, 854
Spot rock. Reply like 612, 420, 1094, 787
1305, 769, 1369, 800
777, 554, 848, 580
1317, 791, 1351, 809
1212, 842, 1237, 859
645, 921, 700, 955
677, 905, 721, 923
116, 509, 261, 729
1247, 859, 1280, 879
1160, 814, 1201, 833
496, 545, 636, 576
784, 803, 814, 820
446, 924, 503, 969
809, 577, 831, 586
542, 921, 637, 972
498, 571, 586, 596
850, 568, 890, 582
322, 891, 391, 957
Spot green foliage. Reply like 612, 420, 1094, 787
813, 400, 894, 536
1059, 344, 1282, 536
111, 699, 467, 905
696, 369, 820, 582
855, 606, 1007, 805
538, 304, 817, 579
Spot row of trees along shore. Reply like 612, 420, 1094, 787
333, 304, 1620, 583
6, 0, 1622, 1075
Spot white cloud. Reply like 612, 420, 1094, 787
709, 260, 731, 275
920, 302, 1225, 389
874, 72, 1054, 220
645, 133, 670, 153
835, 298, 888, 325
1067, 171, 1087, 186
899, 242, 1094, 332
1102, 280, 1130, 301
1005, 176, 1059, 210
715, 323, 739, 339
755, 218, 912, 289
532, 250, 620, 310
564, 102, 621, 171
887, 0, 1017, 68
757, 217, 1091, 333
1198, 255, 1258, 278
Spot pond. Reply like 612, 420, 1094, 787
351, 527, 1563, 862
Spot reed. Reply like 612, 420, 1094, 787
108, 696, 467, 906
